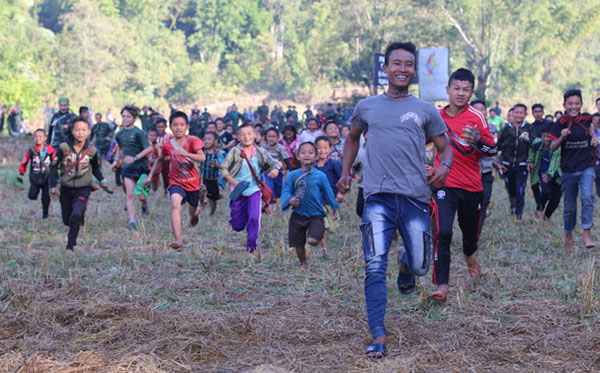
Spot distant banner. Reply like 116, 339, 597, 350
374, 53, 387, 86
418, 47, 449, 101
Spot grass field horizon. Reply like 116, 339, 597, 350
0, 137, 598, 372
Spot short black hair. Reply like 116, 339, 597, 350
513, 103, 527, 111
34, 128, 46, 135
315, 135, 332, 146
544, 114, 554, 121
563, 89, 582, 103
323, 120, 338, 131
121, 104, 140, 118
147, 128, 158, 134
448, 68, 475, 87
169, 110, 188, 125
70, 116, 90, 129
237, 123, 253, 131
531, 103, 544, 111
592, 113, 600, 119
470, 99, 485, 107
155, 117, 167, 125
298, 141, 317, 153
283, 124, 297, 134
206, 121, 216, 127
265, 127, 279, 137
554, 110, 563, 116
384, 42, 417, 65
595, 97, 600, 104
79, 106, 89, 114
204, 131, 219, 141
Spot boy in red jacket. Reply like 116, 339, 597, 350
18, 129, 56, 218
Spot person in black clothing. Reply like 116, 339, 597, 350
531, 103, 553, 138
18, 129, 56, 218
496, 103, 536, 221
550, 90, 597, 252
50, 117, 113, 251
48, 97, 77, 148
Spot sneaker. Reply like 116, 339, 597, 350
128, 221, 137, 230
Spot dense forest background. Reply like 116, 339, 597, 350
1, 0, 599, 120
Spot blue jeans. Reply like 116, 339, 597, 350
360, 193, 431, 339
263, 172, 283, 198
561, 167, 595, 233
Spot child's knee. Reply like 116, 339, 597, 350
307, 237, 319, 246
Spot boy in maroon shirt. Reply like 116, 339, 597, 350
144, 111, 205, 250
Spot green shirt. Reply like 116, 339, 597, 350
487, 116, 505, 132
115, 126, 149, 168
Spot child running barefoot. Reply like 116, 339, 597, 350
198, 131, 225, 216
220, 123, 280, 259
112, 105, 150, 230
144, 111, 205, 250
50, 116, 113, 251
282, 142, 339, 265
262, 128, 287, 201
18, 129, 56, 218
314, 136, 344, 257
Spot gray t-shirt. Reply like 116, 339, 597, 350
351, 94, 447, 203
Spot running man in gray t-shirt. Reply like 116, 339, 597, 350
337, 42, 453, 359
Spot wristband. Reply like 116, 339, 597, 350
441, 161, 452, 170
133, 155, 138, 161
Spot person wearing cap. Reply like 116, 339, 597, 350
527, 121, 562, 222
48, 97, 77, 147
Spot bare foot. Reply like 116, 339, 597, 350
431, 285, 448, 302
564, 232, 574, 253
582, 229, 595, 248
533, 210, 541, 222
169, 242, 183, 252
465, 254, 481, 278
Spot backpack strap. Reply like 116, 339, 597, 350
63, 143, 93, 175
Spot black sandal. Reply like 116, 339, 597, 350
365, 343, 387, 359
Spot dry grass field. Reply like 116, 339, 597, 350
0, 137, 598, 372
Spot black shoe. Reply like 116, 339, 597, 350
42, 212, 48, 219
66, 245, 74, 252
128, 222, 137, 230
397, 270, 416, 294
141, 205, 149, 216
